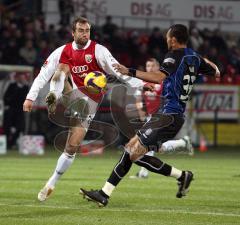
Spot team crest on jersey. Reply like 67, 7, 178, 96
85, 54, 92, 63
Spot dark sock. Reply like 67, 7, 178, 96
135, 155, 172, 176
107, 151, 133, 186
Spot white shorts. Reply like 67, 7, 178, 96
62, 88, 100, 131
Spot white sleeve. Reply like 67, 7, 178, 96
26, 45, 65, 101
95, 44, 144, 89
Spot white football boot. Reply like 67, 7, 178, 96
130, 167, 149, 179
182, 136, 194, 156
38, 185, 54, 202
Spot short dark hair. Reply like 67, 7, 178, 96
168, 24, 189, 44
146, 58, 160, 67
72, 17, 90, 31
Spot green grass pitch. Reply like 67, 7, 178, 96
0, 148, 240, 225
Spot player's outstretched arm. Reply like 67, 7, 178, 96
23, 46, 65, 112
95, 44, 144, 89
113, 63, 166, 84
203, 58, 220, 78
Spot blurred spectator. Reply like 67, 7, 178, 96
34, 13, 46, 34
206, 47, 218, 64
57, 25, 72, 45
58, 0, 74, 25
132, 43, 150, 67
3, 73, 29, 148
0, 10, 240, 85
35, 40, 51, 67
235, 74, 240, 85
111, 29, 128, 55
229, 46, 240, 73
102, 15, 118, 41
1, 39, 20, 64
14, 29, 24, 47
46, 24, 58, 44
19, 40, 37, 65
210, 29, 228, 54
198, 39, 210, 57
148, 27, 167, 63
189, 28, 203, 50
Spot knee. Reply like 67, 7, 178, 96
128, 139, 148, 162
116, 151, 132, 174
64, 151, 76, 158
65, 142, 80, 155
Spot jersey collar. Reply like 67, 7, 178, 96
72, 40, 91, 50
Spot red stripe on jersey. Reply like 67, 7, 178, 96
59, 41, 104, 102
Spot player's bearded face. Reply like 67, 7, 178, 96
73, 22, 91, 46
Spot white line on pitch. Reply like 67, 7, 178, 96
0, 203, 239, 218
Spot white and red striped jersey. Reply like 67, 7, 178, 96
26, 40, 143, 102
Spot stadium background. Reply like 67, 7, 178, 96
0, 1, 240, 225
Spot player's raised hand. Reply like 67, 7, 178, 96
143, 83, 155, 92
23, 99, 33, 112
112, 63, 129, 75
215, 66, 220, 77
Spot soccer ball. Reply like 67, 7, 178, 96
84, 71, 107, 94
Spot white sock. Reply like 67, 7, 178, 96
102, 182, 115, 197
46, 152, 75, 188
139, 167, 149, 177
170, 167, 182, 179
50, 71, 65, 99
145, 151, 154, 156
161, 139, 186, 153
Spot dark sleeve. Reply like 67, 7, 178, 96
159, 51, 178, 76
198, 56, 216, 76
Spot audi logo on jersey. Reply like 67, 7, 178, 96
72, 65, 88, 73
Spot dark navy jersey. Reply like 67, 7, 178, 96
159, 48, 216, 114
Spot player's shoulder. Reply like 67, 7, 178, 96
168, 48, 186, 58
50, 44, 68, 57
165, 48, 201, 63
62, 42, 73, 51
95, 42, 113, 59
95, 42, 109, 52
162, 49, 182, 66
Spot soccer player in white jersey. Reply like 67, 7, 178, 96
23, 17, 143, 202
23, 17, 192, 201
132, 58, 193, 179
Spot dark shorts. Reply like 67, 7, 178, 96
137, 113, 184, 152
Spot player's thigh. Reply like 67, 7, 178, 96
137, 114, 184, 151
67, 88, 100, 130
63, 79, 73, 94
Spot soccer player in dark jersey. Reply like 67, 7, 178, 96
80, 24, 220, 206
